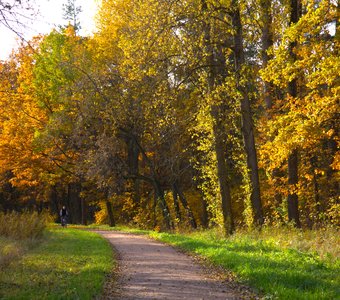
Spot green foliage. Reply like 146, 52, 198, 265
149, 227, 340, 299
0, 0, 338, 231
0, 228, 113, 299
259, 0, 339, 226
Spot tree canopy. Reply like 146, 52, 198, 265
0, 0, 338, 232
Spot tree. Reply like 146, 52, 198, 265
0, 38, 55, 211
62, 0, 82, 33
261, 0, 339, 226
231, 0, 264, 226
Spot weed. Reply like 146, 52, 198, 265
0, 211, 49, 239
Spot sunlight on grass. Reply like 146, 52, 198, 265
149, 228, 339, 299
67, 224, 340, 299
0, 227, 113, 299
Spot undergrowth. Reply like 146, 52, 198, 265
0, 211, 50, 268
0, 211, 49, 239
192, 225, 340, 262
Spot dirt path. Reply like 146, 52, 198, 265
96, 231, 255, 300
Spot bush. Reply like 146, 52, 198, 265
0, 211, 49, 239
0, 236, 27, 267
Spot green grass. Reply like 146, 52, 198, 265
150, 231, 339, 299
0, 236, 33, 268
0, 227, 114, 300
86, 224, 339, 300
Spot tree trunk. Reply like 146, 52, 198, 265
124, 130, 172, 230
231, 1, 264, 226
310, 156, 321, 224
66, 184, 72, 223
260, 0, 285, 218
173, 181, 197, 229
81, 197, 87, 225
49, 185, 59, 217
336, 0, 340, 44
200, 197, 209, 228
66, 182, 83, 224
287, 149, 300, 226
105, 199, 115, 227
128, 138, 141, 205
153, 190, 157, 228
201, 0, 235, 235
260, 0, 274, 110
287, 0, 301, 227
154, 179, 172, 230
172, 184, 182, 222
211, 105, 235, 234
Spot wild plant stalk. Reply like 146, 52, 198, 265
0, 211, 49, 239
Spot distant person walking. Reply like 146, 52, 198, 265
60, 205, 68, 227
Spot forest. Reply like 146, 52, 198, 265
0, 0, 339, 234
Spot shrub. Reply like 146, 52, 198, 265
0, 210, 49, 240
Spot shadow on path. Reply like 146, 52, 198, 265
96, 231, 250, 300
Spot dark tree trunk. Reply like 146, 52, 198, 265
153, 191, 157, 228
50, 185, 59, 217
172, 184, 182, 222
124, 130, 172, 230
287, 149, 300, 226
173, 181, 197, 229
75, 183, 82, 224
336, 0, 340, 44
66, 184, 72, 223
260, 0, 285, 217
128, 138, 141, 205
64, 182, 85, 225
312, 168, 321, 215
272, 168, 284, 221
260, 0, 274, 109
211, 105, 235, 234
81, 197, 87, 225
200, 197, 209, 228
326, 129, 339, 201
154, 179, 172, 230
287, 0, 301, 227
231, 1, 264, 226
105, 199, 115, 227
201, 0, 235, 235
310, 156, 321, 222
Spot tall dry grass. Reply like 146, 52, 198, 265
197, 224, 340, 262
0, 236, 26, 267
0, 211, 49, 268
239, 225, 340, 261
0, 210, 49, 239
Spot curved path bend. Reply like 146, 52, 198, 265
96, 231, 255, 300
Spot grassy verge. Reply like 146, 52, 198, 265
0, 227, 113, 300
85, 224, 339, 299
0, 211, 48, 239
151, 230, 339, 299
0, 211, 49, 269
0, 236, 33, 268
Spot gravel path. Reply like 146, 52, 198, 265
96, 231, 254, 300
